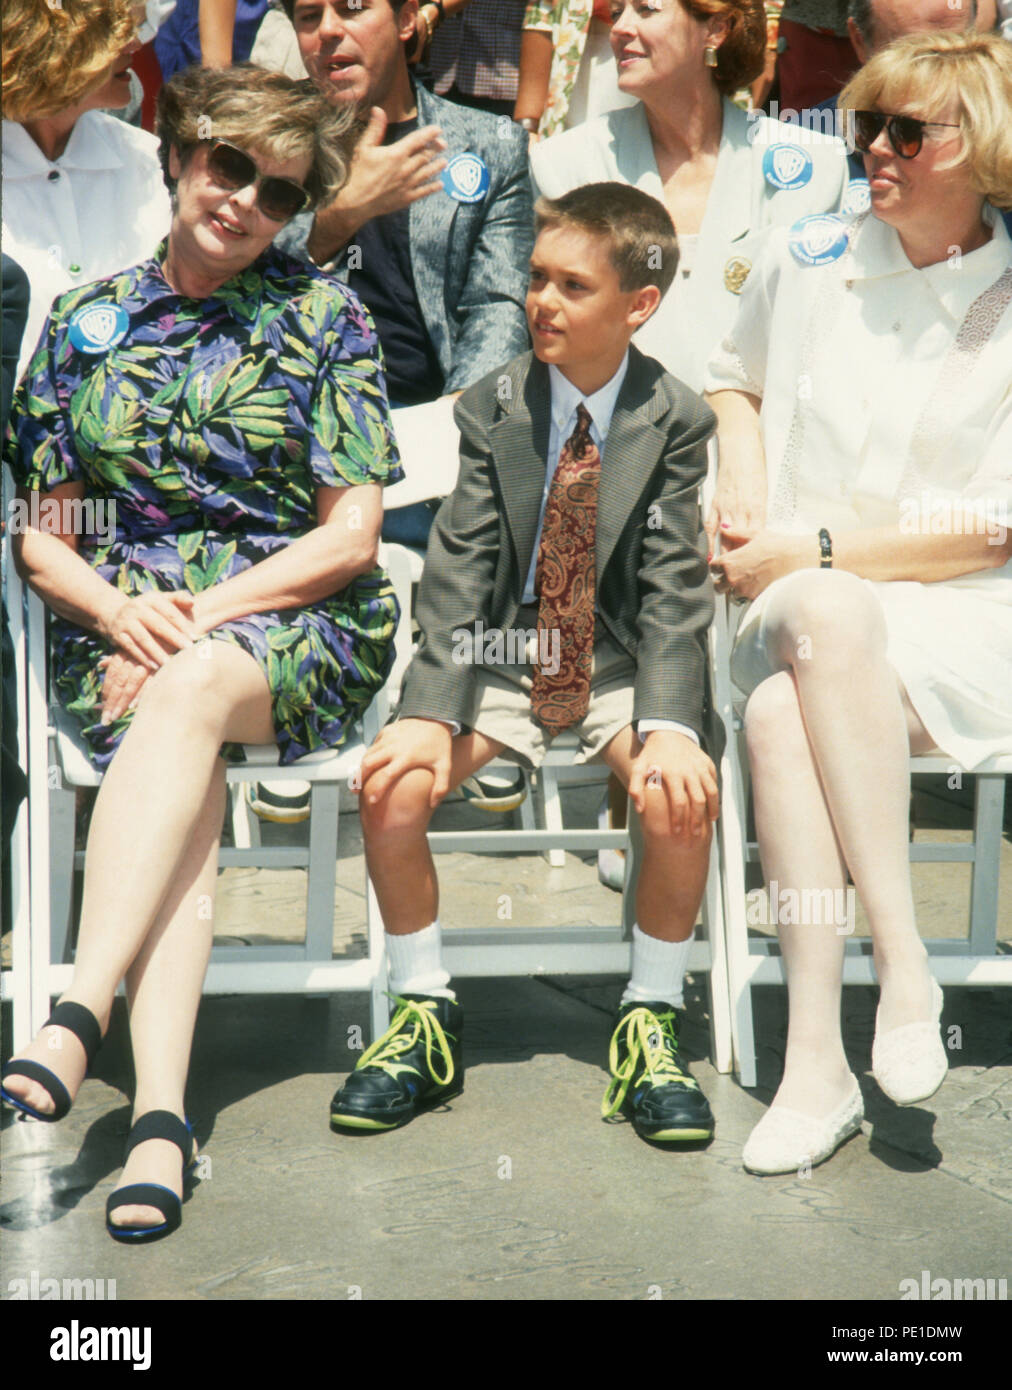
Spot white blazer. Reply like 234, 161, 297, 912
530, 99, 849, 391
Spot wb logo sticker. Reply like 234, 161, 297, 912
68, 302, 130, 354
841, 178, 871, 217
442, 153, 490, 203
788, 214, 849, 266
763, 144, 813, 191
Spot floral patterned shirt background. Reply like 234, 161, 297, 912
5, 243, 404, 768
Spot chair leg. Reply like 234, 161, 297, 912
365, 873, 390, 1042
969, 774, 1004, 955
518, 771, 536, 832
230, 781, 262, 850
620, 805, 641, 941
48, 784, 77, 965
719, 748, 759, 1088
702, 835, 733, 1075
305, 783, 339, 961
539, 763, 566, 867
9, 796, 33, 1052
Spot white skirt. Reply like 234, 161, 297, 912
730, 576, 1012, 771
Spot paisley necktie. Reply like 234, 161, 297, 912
531, 402, 601, 734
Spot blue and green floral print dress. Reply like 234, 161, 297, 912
5, 243, 403, 769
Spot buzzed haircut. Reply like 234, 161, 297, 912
534, 183, 680, 299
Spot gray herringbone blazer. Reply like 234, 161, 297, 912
400, 346, 719, 742
276, 82, 533, 393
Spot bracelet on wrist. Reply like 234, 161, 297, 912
429, 0, 446, 18
516, 116, 540, 132
818, 527, 833, 568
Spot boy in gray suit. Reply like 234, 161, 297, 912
335, 183, 720, 1146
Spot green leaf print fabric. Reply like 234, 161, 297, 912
4, 243, 404, 767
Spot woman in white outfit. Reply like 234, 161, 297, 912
705, 30, 1012, 1173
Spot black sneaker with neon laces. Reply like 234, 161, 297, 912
330, 994, 464, 1132
602, 1001, 714, 1143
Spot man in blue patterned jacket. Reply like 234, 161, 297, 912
278, 1, 533, 434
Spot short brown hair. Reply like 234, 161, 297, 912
157, 63, 359, 209
839, 30, 1012, 209
2, 0, 138, 122
281, 0, 408, 18
534, 183, 680, 298
678, 0, 766, 96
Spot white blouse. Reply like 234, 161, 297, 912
705, 208, 1012, 767
2, 113, 172, 381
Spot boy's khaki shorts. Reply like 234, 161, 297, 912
469, 608, 636, 770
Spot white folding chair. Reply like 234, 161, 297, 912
1, 541, 416, 1052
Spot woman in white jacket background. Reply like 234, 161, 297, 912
1, 0, 171, 381
530, 0, 850, 392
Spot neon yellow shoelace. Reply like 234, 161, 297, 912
601, 1007, 695, 1119
355, 995, 456, 1088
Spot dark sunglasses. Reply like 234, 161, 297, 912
849, 110, 961, 160
204, 139, 310, 222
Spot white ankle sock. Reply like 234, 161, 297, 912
621, 925, 692, 1009
386, 921, 454, 999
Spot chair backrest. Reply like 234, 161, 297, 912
385, 399, 461, 511
374, 540, 417, 720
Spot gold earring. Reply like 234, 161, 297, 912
704, 44, 718, 67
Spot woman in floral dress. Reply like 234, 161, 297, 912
2, 64, 402, 1242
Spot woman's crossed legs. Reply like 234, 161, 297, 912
743, 570, 938, 1117
5, 640, 275, 1225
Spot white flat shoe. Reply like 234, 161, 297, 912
872, 977, 946, 1106
742, 1078, 864, 1175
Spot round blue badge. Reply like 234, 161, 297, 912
841, 178, 871, 218
441, 152, 490, 204
763, 143, 813, 191
788, 214, 850, 267
68, 301, 130, 354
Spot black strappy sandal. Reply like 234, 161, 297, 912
106, 1110, 197, 1245
1, 1001, 104, 1122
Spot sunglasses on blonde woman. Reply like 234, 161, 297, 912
850, 111, 961, 160
203, 139, 310, 222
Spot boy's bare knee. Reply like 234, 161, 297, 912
638, 794, 674, 844
640, 815, 712, 880
360, 769, 436, 840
